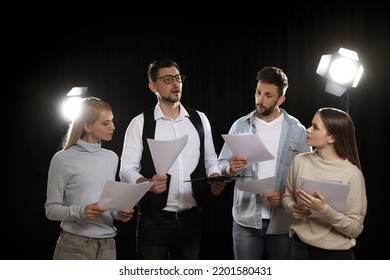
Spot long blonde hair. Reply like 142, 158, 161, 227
62, 97, 112, 150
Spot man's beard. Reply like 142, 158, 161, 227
161, 94, 180, 104
256, 100, 277, 117
259, 107, 273, 116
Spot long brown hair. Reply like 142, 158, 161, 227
318, 107, 361, 170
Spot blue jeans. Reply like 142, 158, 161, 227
137, 207, 201, 260
232, 220, 292, 260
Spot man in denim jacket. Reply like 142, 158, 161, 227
218, 67, 311, 260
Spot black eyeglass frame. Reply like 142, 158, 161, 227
153, 74, 185, 84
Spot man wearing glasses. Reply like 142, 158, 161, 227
120, 58, 226, 259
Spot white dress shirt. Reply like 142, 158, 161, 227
120, 103, 221, 212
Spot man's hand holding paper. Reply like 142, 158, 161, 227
227, 155, 248, 175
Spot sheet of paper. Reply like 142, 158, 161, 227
222, 133, 274, 165
97, 180, 153, 211
147, 135, 188, 175
296, 176, 343, 186
237, 176, 276, 194
298, 177, 350, 218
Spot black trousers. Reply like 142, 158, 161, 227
292, 234, 355, 260
136, 207, 201, 260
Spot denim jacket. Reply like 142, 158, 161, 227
218, 109, 311, 234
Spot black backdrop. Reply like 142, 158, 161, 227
5, 2, 389, 260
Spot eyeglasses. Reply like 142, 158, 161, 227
154, 74, 185, 84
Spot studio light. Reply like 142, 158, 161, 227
316, 47, 364, 97
62, 87, 88, 123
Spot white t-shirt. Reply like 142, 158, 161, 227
254, 113, 283, 219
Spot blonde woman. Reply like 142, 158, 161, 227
45, 97, 134, 259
